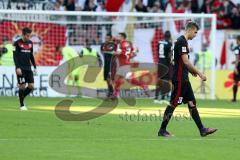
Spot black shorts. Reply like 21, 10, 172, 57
17, 70, 34, 84
157, 61, 172, 80
234, 73, 240, 81
170, 81, 195, 107
103, 54, 113, 81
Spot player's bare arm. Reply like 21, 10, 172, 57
181, 54, 206, 81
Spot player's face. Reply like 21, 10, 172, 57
188, 28, 198, 40
105, 35, 111, 42
23, 33, 31, 41
116, 34, 124, 41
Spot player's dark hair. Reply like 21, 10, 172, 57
119, 32, 127, 39
186, 21, 199, 31
22, 27, 32, 35
164, 30, 171, 40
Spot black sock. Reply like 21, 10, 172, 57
160, 105, 175, 130
233, 84, 238, 101
24, 87, 32, 98
188, 105, 204, 131
19, 89, 25, 107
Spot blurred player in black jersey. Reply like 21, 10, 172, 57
13, 27, 37, 111
232, 35, 240, 102
158, 22, 217, 137
101, 33, 117, 98
154, 30, 172, 105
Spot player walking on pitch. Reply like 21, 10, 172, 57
101, 33, 117, 98
154, 30, 173, 105
158, 22, 217, 137
232, 35, 240, 102
113, 32, 148, 97
13, 27, 37, 111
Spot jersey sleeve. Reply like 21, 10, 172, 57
13, 41, 20, 68
176, 40, 189, 56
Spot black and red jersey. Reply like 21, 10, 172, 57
172, 35, 189, 82
13, 38, 36, 71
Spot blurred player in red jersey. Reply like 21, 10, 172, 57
112, 32, 148, 97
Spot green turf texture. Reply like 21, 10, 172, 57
0, 96, 239, 160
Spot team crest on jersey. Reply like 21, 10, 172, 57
182, 46, 187, 52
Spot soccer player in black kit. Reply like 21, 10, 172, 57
154, 30, 172, 105
158, 22, 217, 137
101, 33, 117, 98
13, 27, 37, 111
232, 35, 240, 102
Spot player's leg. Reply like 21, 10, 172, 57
158, 81, 181, 137
74, 75, 82, 96
187, 101, 204, 131
106, 77, 114, 97
113, 74, 124, 97
104, 63, 113, 97
154, 79, 160, 101
17, 71, 27, 109
24, 83, 34, 98
113, 65, 130, 97
126, 72, 145, 88
23, 70, 34, 98
232, 73, 239, 102
72, 67, 81, 96
159, 80, 171, 105
18, 83, 26, 108
185, 82, 217, 136
126, 72, 150, 96
155, 63, 162, 101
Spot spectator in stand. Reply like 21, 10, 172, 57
135, 0, 148, 12
75, 0, 86, 10
191, 0, 199, 13
230, 7, 240, 29
83, 0, 97, 11
222, 0, 235, 17
54, 0, 65, 11
174, 0, 192, 13
216, 9, 232, 29
63, 0, 76, 11
147, 0, 156, 9
96, 1, 106, 12
151, 1, 164, 13
201, 0, 214, 13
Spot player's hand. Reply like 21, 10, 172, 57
191, 72, 197, 77
16, 68, 22, 76
33, 69, 37, 76
199, 73, 207, 81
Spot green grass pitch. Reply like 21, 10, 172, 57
0, 96, 239, 160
